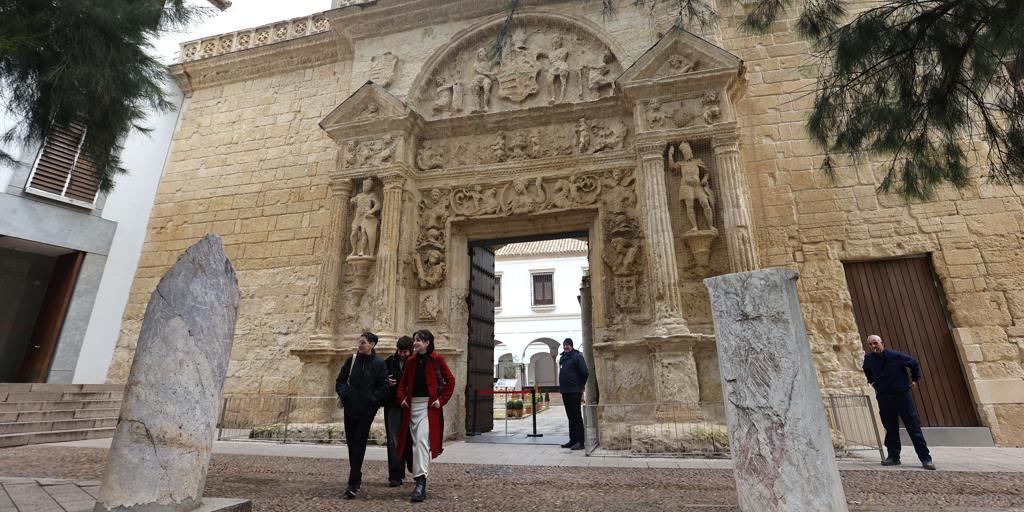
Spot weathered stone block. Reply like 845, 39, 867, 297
705, 268, 846, 511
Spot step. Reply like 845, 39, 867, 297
0, 427, 115, 448
0, 399, 122, 413
0, 417, 117, 435
60, 391, 124, 401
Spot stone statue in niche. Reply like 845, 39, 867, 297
369, 52, 399, 88
545, 35, 571, 104
471, 48, 495, 113
502, 176, 546, 214
581, 51, 616, 100
702, 91, 722, 125
646, 98, 667, 130
496, 28, 541, 103
349, 178, 381, 257
669, 142, 716, 231
413, 249, 446, 288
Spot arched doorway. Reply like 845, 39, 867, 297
523, 337, 559, 387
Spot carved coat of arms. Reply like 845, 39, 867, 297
368, 52, 399, 88
496, 29, 540, 103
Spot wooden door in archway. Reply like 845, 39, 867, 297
466, 245, 495, 434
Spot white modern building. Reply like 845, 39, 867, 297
493, 239, 588, 389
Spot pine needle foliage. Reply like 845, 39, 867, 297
0, 0, 210, 192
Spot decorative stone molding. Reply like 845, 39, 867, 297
179, 13, 332, 63
312, 179, 354, 341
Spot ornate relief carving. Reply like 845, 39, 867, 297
412, 189, 450, 290
701, 91, 722, 125
415, 117, 628, 170
635, 91, 726, 132
645, 99, 667, 130
414, 19, 622, 118
419, 290, 440, 321
655, 52, 701, 78
340, 135, 398, 169
369, 52, 399, 88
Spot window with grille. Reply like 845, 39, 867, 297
494, 275, 502, 308
24, 122, 100, 208
531, 273, 553, 306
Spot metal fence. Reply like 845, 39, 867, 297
216, 396, 386, 445
583, 395, 882, 459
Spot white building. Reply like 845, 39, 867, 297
492, 239, 588, 389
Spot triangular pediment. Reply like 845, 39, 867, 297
319, 81, 417, 138
618, 27, 743, 84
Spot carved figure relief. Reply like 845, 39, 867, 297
414, 19, 622, 118
603, 212, 644, 313
348, 178, 381, 258
702, 91, 722, 125
646, 99, 667, 130
413, 189, 450, 290
369, 52, 399, 88
502, 177, 546, 214
413, 249, 446, 288
669, 142, 716, 231
416, 117, 627, 169
656, 52, 700, 78
340, 136, 398, 169
419, 290, 440, 321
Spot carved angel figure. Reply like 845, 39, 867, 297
413, 249, 446, 288
668, 142, 715, 231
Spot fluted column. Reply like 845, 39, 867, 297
636, 142, 689, 334
310, 179, 353, 346
373, 174, 405, 334
712, 135, 760, 272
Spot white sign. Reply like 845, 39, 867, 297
494, 378, 518, 389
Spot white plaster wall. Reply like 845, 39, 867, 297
72, 83, 185, 383
493, 252, 588, 386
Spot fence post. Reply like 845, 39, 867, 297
829, 395, 841, 434
217, 397, 227, 441
527, 388, 542, 438
282, 396, 292, 444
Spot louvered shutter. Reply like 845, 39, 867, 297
25, 122, 100, 207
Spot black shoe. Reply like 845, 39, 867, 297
881, 457, 901, 466
344, 485, 359, 499
570, 443, 584, 450
560, 441, 574, 448
388, 479, 402, 487
411, 476, 426, 502
921, 460, 936, 470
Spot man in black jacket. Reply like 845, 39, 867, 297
336, 331, 388, 498
863, 334, 935, 470
558, 338, 589, 450
383, 336, 414, 487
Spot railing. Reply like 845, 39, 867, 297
216, 396, 386, 445
823, 394, 885, 460
583, 395, 883, 459
178, 13, 331, 63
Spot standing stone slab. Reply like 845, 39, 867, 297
95, 235, 240, 512
704, 268, 847, 512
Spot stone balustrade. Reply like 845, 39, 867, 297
178, 12, 332, 63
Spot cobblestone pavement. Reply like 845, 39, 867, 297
2, 446, 1023, 511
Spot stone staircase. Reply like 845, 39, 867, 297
0, 383, 124, 448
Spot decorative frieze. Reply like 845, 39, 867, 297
179, 13, 331, 63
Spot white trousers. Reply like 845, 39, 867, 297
410, 397, 431, 478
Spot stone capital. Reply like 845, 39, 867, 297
711, 134, 740, 153
380, 174, 407, 191
635, 141, 667, 159
330, 178, 354, 196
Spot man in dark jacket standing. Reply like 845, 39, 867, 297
383, 336, 414, 487
863, 334, 935, 470
336, 331, 389, 498
558, 338, 589, 450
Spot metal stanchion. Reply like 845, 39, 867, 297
527, 388, 542, 437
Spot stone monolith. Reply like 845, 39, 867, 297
95, 235, 244, 512
704, 268, 847, 512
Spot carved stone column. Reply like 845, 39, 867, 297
373, 174, 405, 335
310, 179, 353, 347
712, 135, 760, 272
635, 142, 689, 334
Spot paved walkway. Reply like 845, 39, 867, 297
43, 437, 1024, 472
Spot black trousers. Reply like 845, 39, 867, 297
384, 405, 412, 482
562, 392, 584, 445
344, 409, 378, 486
876, 391, 931, 462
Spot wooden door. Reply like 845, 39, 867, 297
18, 251, 84, 382
466, 245, 496, 434
843, 256, 979, 427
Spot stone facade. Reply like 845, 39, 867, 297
108, 0, 1024, 445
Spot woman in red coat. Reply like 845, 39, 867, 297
396, 329, 454, 502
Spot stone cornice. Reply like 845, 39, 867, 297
326, 0, 525, 41
634, 122, 739, 146
420, 96, 628, 138
170, 32, 341, 94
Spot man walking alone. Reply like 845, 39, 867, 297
558, 338, 588, 451
863, 334, 935, 470
336, 331, 389, 498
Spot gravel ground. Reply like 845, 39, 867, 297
2, 446, 1022, 511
